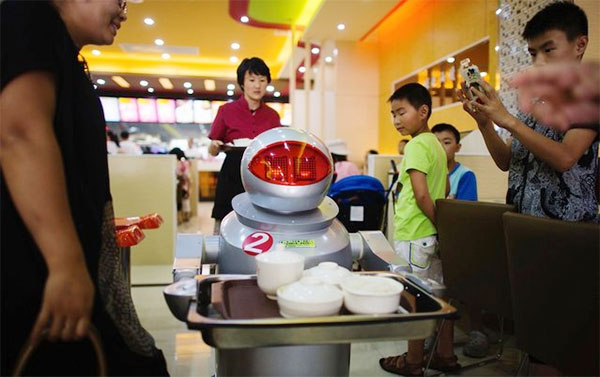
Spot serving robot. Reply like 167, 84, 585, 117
164, 127, 410, 376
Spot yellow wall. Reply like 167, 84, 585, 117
376, 0, 498, 154
334, 41, 380, 163
576, 0, 600, 63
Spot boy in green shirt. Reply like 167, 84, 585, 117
391, 84, 448, 281
380, 83, 458, 376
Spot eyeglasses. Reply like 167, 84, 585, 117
118, 0, 127, 15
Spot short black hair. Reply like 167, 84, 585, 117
522, 2, 588, 41
432, 123, 460, 143
388, 83, 432, 119
120, 130, 130, 139
367, 149, 379, 155
169, 147, 186, 161
236, 57, 271, 90
331, 153, 347, 163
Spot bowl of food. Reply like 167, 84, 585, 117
303, 262, 351, 287
255, 249, 304, 299
277, 276, 343, 318
340, 275, 404, 314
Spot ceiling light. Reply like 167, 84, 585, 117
311, 47, 320, 54
480, 71, 488, 77
161, 53, 170, 59
298, 66, 306, 73
324, 56, 333, 63
495, 8, 502, 15
266, 85, 274, 92
111, 76, 130, 88
495, 45, 500, 52
230, 56, 239, 63
96, 79, 106, 85
91, 49, 101, 56
337, 23, 345, 31
183, 82, 192, 89
227, 83, 235, 90
147, 87, 155, 93
93, 84, 98, 89
144, 17, 155, 25
154, 38, 164, 46
446, 57, 455, 63
273, 91, 281, 97
140, 80, 149, 87
187, 88, 194, 95
158, 77, 173, 89
231, 42, 240, 50
227, 90, 234, 96
240, 16, 249, 23
204, 79, 216, 91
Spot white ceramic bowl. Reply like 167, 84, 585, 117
255, 250, 304, 299
340, 275, 404, 314
303, 262, 352, 287
277, 276, 343, 318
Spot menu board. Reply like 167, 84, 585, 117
193, 100, 213, 124
175, 100, 194, 123
100, 97, 120, 122
137, 98, 158, 123
156, 99, 176, 123
101, 96, 290, 125
118, 98, 139, 122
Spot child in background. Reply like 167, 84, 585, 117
379, 83, 458, 376
432, 123, 478, 201
432, 126, 488, 358
326, 139, 361, 182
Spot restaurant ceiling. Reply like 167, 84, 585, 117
82, 0, 403, 95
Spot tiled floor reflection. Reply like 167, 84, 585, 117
131, 285, 215, 377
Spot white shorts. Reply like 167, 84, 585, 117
393, 235, 443, 284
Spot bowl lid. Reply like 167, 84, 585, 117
303, 262, 351, 284
277, 276, 343, 303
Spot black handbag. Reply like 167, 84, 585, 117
12, 324, 107, 376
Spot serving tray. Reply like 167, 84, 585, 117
186, 272, 457, 349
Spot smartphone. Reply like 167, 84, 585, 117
460, 58, 484, 102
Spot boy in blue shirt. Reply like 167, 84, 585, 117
380, 84, 459, 376
432, 123, 478, 201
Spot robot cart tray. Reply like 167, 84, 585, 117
186, 272, 457, 349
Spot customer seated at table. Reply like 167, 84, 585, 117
432, 123, 478, 201
119, 130, 143, 155
363, 149, 378, 174
397, 138, 409, 155
327, 139, 360, 183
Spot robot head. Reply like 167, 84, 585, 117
241, 127, 333, 213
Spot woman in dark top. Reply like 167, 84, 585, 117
208, 57, 281, 233
1, 1, 168, 375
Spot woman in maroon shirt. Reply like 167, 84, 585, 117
208, 57, 281, 232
